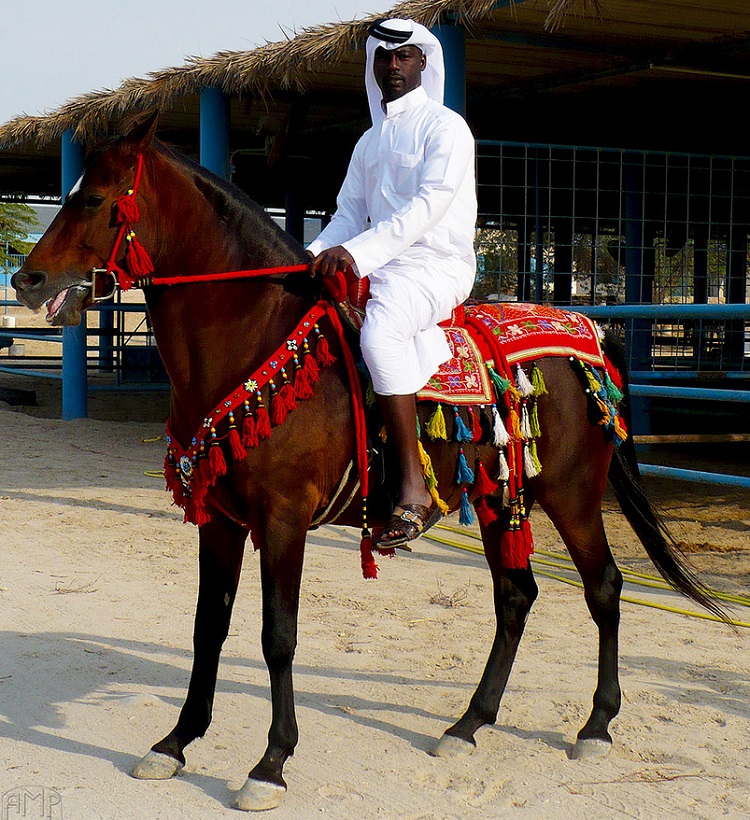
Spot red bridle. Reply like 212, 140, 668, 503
87, 153, 307, 298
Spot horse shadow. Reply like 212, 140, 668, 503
0, 626, 486, 775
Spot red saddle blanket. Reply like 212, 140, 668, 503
418, 302, 605, 404
325, 271, 605, 405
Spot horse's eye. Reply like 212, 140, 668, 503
85, 194, 105, 209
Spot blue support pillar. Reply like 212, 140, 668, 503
61, 130, 87, 420
200, 87, 230, 180
432, 22, 466, 116
624, 153, 651, 437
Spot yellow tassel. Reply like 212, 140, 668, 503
425, 404, 448, 440
379, 424, 388, 442
509, 406, 522, 439
417, 441, 449, 514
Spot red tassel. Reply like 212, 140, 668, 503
500, 528, 529, 569
242, 414, 259, 448
185, 498, 211, 527
474, 460, 499, 497
228, 427, 247, 462
521, 518, 535, 557
164, 451, 179, 495
476, 497, 498, 526
303, 350, 320, 384
256, 403, 272, 440
293, 364, 314, 400
116, 266, 136, 291
315, 334, 336, 367
116, 195, 140, 224
603, 354, 624, 390
125, 235, 154, 277
468, 406, 483, 443
279, 382, 297, 413
359, 533, 379, 579
190, 467, 207, 506
270, 390, 288, 426
208, 441, 227, 479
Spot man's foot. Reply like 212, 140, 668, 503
376, 501, 442, 550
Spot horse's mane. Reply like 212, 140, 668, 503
157, 142, 306, 266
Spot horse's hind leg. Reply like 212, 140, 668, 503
131, 515, 247, 779
539, 482, 624, 759
434, 503, 539, 756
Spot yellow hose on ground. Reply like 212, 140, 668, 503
425, 525, 750, 629
433, 523, 750, 608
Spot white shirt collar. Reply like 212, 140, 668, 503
381, 85, 429, 119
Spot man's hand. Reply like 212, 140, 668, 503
307, 246, 356, 279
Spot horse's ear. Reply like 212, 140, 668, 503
124, 110, 159, 155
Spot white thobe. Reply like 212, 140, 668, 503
307, 85, 477, 394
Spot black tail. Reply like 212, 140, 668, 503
602, 330, 730, 624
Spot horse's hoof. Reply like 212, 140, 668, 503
130, 750, 184, 779
430, 734, 476, 758
571, 737, 612, 760
232, 777, 286, 812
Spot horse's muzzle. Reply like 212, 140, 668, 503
11, 269, 48, 309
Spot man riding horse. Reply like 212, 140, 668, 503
308, 18, 478, 549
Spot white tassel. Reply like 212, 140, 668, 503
520, 404, 532, 440
491, 404, 510, 446
496, 448, 510, 481
523, 442, 540, 478
516, 364, 534, 397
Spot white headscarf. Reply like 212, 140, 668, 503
365, 18, 445, 125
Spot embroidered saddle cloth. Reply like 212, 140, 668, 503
324, 271, 606, 405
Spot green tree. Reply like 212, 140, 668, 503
1, 202, 40, 272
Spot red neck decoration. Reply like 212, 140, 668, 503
103, 155, 377, 578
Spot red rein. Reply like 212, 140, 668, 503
111, 154, 377, 577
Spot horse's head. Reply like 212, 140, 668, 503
12, 113, 158, 326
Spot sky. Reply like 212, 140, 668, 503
0, 0, 396, 126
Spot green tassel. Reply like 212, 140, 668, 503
365, 380, 376, 408
530, 439, 543, 474
488, 366, 511, 395
529, 400, 542, 438
415, 414, 422, 440
531, 363, 548, 396
425, 404, 448, 440
604, 371, 624, 404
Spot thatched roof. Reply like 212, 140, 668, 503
0, 0, 595, 150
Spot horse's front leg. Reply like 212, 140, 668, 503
131, 515, 247, 779
234, 515, 306, 812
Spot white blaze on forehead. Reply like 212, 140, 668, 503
66, 173, 84, 200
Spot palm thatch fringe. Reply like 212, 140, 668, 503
0, 0, 597, 150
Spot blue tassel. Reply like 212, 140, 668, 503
453, 407, 473, 443
456, 448, 475, 485
459, 488, 475, 525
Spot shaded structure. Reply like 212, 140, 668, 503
1, 0, 749, 435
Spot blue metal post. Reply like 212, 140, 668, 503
61, 130, 87, 420
433, 22, 466, 116
200, 87, 230, 180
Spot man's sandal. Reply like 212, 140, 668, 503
375, 502, 442, 551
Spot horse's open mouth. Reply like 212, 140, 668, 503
45, 285, 91, 326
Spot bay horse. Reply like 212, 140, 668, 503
12, 114, 725, 812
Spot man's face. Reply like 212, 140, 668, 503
373, 45, 426, 103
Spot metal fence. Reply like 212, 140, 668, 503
474, 141, 750, 375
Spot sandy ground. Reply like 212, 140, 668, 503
1, 401, 749, 819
